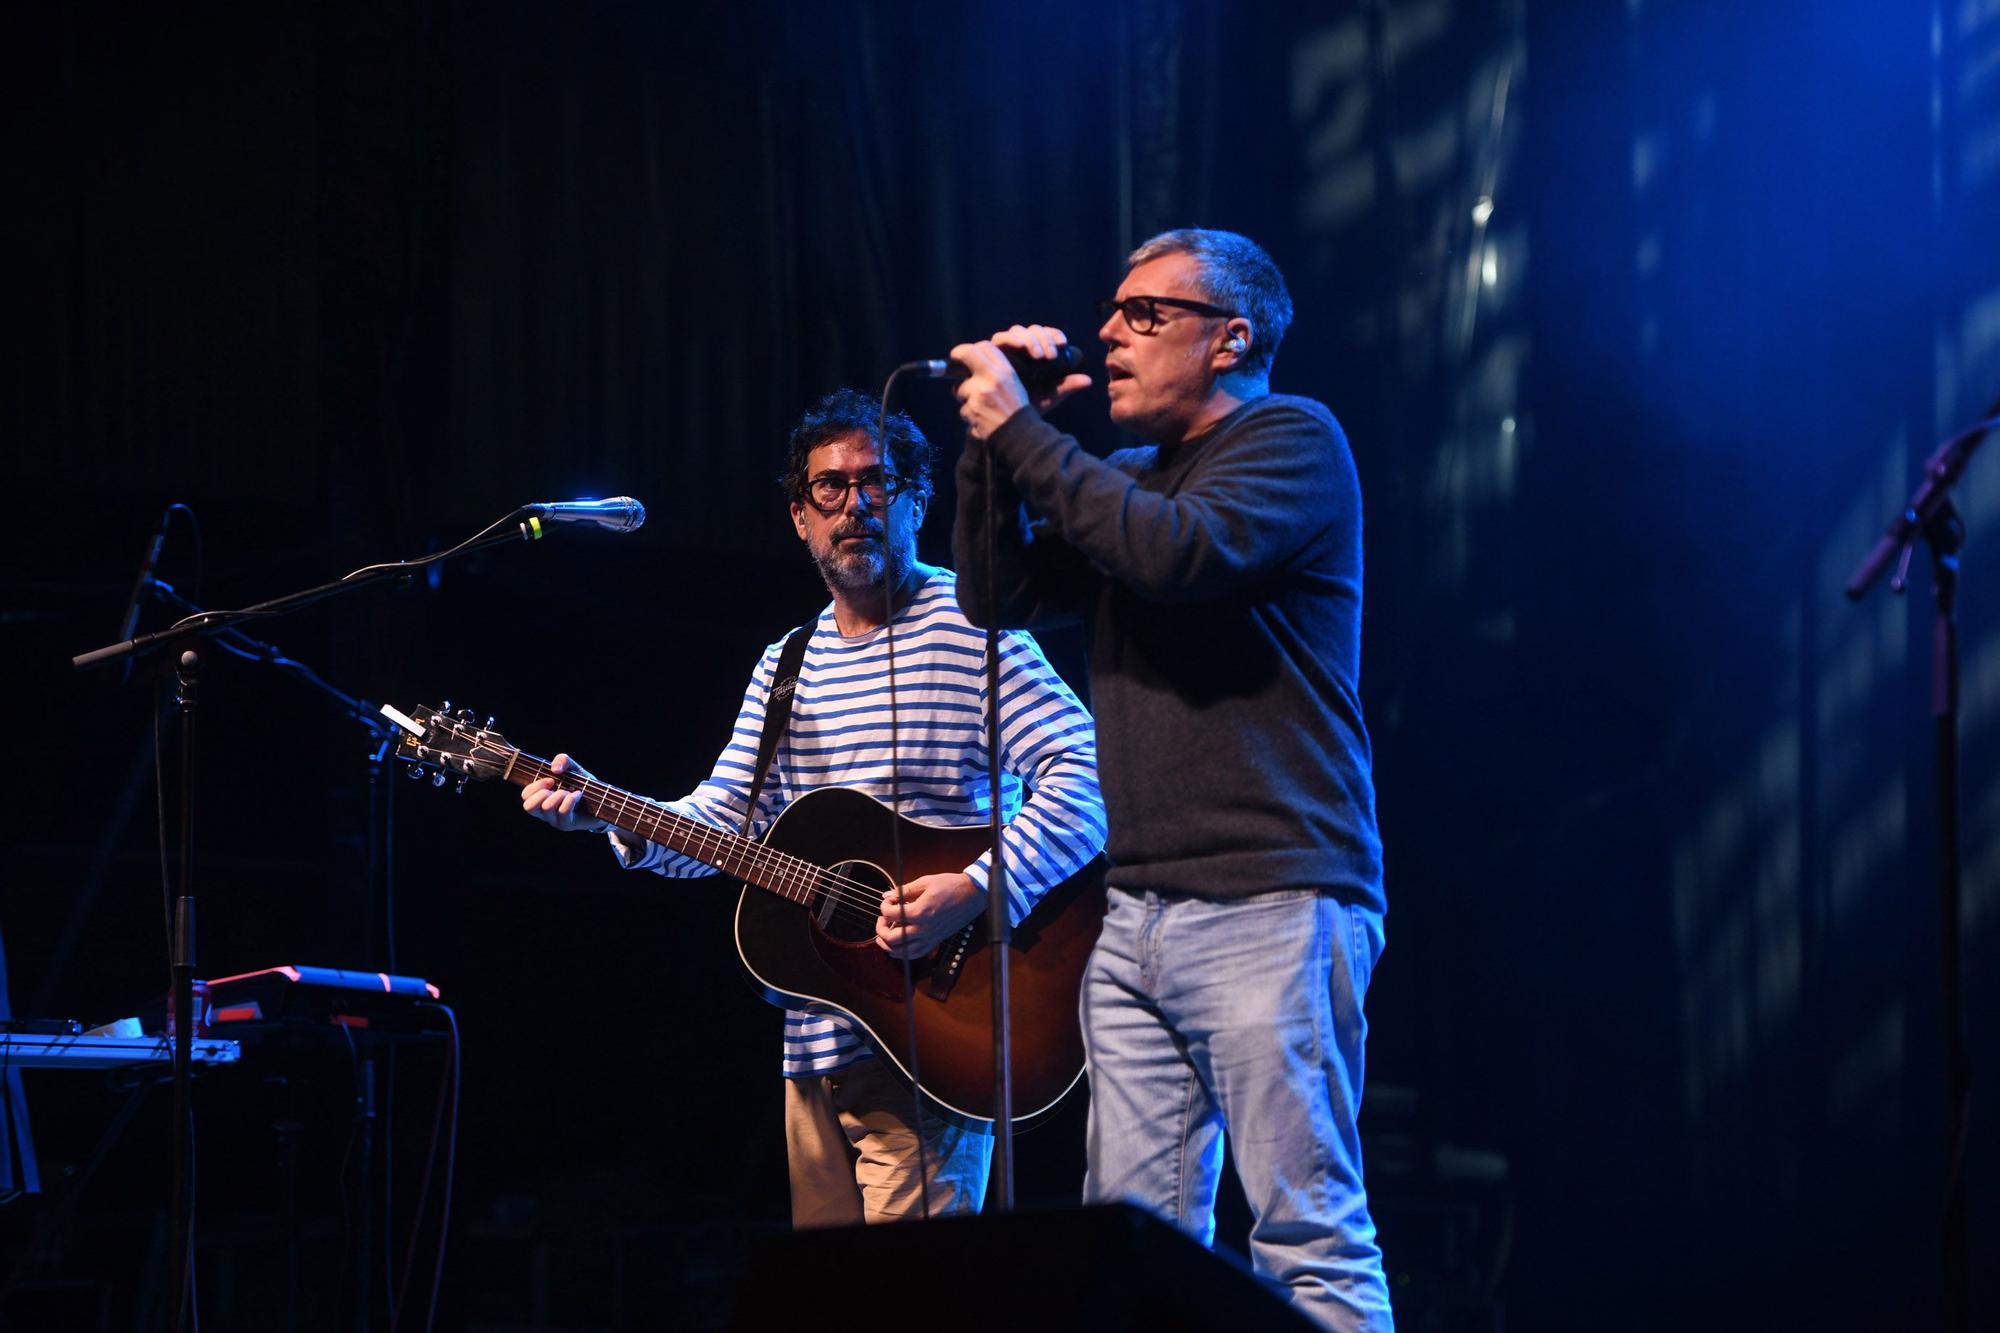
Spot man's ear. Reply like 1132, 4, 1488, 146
790, 500, 809, 541
1218, 317, 1254, 367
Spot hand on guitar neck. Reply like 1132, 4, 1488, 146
522, 754, 622, 840
521, 752, 987, 958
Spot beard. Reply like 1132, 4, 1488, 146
810, 518, 917, 597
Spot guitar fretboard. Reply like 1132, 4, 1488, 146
506, 752, 828, 907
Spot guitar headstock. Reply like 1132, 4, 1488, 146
385, 702, 517, 791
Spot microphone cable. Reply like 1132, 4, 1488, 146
875, 367, 933, 1221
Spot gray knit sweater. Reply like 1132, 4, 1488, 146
955, 393, 1384, 910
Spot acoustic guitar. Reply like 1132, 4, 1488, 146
390, 703, 1104, 1127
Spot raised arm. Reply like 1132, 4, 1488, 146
953, 434, 1094, 629
983, 397, 1349, 604
949, 326, 1098, 630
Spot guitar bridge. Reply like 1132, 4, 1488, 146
925, 922, 976, 1000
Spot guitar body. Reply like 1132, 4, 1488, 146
733, 786, 1105, 1128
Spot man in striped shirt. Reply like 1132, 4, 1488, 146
521, 388, 1105, 1226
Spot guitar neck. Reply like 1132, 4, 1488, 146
503, 750, 816, 905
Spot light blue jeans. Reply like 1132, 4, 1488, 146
1082, 887, 1393, 1332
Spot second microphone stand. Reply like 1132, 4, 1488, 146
73, 508, 551, 1332
1845, 397, 1998, 1333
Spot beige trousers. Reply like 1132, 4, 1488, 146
782, 1057, 992, 1227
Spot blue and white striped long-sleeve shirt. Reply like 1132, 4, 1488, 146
612, 568, 1105, 1077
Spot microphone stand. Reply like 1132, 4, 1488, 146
143, 577, 403, 758
144, 577, 400, 1331
905, 357, 1079, 1206
74, 513, 546, 673
169, 652, 197, 1333
981, 438, 1017, 1210
1845, 395, 1999, 1333
883, 367, 1024, 1206
71, 508, 550, 1331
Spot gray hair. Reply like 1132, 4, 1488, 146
1126, 228, 1293, 378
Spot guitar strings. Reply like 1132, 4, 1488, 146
421, 729, 905, 931
500, 751, 896, 929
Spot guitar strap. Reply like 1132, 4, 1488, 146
741, 623, 814, 836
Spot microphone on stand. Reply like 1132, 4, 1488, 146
907, 344, 1086, 394
521, 497, 647, 533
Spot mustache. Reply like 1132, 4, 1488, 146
832, 521, 885, 541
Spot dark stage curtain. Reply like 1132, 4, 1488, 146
7, 3, 1998, 1330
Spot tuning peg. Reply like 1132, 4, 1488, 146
439, 699, 452, 715
484, 715, 496, 730
404, 763, 428, 781
431, 770, 447, 788
453, 776, 469, 795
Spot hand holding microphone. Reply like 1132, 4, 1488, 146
936, 325, 1093, 441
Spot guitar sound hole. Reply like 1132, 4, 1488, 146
816, 859, 892, 944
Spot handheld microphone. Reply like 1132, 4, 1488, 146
910, 343, 1086, 394
522, 497, 647, 533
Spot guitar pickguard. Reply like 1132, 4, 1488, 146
812, 859, 890, 942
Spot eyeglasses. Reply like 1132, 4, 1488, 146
1095, 294, 1239, 334
804, 468, 907, 514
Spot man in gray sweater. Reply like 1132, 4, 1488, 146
949, 228, 1391, 1332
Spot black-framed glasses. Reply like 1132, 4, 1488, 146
805, 468, 906, 514
1095, 294, 1239, 334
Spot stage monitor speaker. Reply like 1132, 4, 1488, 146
725, 1202, 1315, 1331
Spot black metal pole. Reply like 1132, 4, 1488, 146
355, 1058, 378, 1333
983, 438, 1015, 1208
359, 742, 390, 1333
170, 649, 200, 1333
1923, 512, 1968, 1333
276, 1110, 302, 1333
